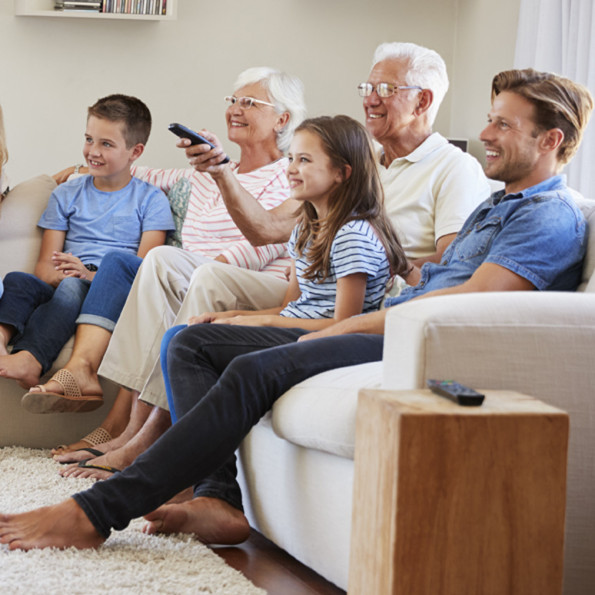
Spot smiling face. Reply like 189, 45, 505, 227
362, 58, 421, 145
286, 130, 344, 216
225, 82, 285, 152
83, 115, 142, 190
479, 91, 547, 193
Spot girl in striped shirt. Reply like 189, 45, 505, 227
186, 114, 408, 331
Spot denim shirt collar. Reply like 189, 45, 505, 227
491, 174, 567, 205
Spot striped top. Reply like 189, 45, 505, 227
132, 160, 291, 279
281, 219, 391, 319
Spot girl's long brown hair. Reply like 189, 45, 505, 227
293, 115, 407, 281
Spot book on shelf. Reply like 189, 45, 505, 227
101, 0, 167, 14
55, 1, 102, 10
54, 0, 168, 14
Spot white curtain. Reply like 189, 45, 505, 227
515, 0, 595, 198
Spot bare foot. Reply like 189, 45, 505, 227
59, 447, 130, 480
142, 497, 250, 545
28, 364, 102, 399
0, 325, 13, 355
0, 498, 105, 550
0, 351, 42, 389
52, 429, 129, 461
165, 487, 194, 505
53, 448, 105, 465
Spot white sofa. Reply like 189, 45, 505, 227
238, 195, 595, 594
2, 175, 595, 594
0, 175, 119, 447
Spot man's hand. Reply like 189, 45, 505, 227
52, 165, 88, 184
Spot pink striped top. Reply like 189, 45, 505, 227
132, 159, 291, 279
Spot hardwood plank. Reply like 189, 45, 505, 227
212, 529, 345, 594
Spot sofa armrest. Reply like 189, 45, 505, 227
0, 174, 56, 276
382, 291, 595, 399
381, 290, 595, 595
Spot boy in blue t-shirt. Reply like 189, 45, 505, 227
0, 94, 175, 390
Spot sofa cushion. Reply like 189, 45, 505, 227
573, 194, 595, 292
270, 361, 383, 459
164, 177, 191, 249
0, 175, 56, 276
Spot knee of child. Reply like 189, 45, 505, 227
3, 270, 35, 286
100, 249, 141, 271
55, 276, 88, 299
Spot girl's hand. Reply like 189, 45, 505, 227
51, 251, 89, 279
179, 130, 229, 175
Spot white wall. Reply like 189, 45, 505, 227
0, 0, 519, 186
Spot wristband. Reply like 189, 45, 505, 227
74, 164, 83, 175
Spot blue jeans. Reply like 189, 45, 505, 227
0, 272, 90, 374
73, 324, 384, 537
77, 250, 142, 331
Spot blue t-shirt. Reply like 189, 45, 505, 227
38, 175, 175, 267
281, 219, 391, 319
386, 175, 587, 308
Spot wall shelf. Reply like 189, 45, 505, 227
15, 0, 177, 20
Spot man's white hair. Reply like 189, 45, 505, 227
372, 42, 449, 126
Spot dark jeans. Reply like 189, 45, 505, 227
77, 250, 142, 332
73, 323, 384, 538
0, 272, 90, 374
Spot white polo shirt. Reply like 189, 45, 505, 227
380, 132, 490, 260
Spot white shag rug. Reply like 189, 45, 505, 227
0, 447, 265, 594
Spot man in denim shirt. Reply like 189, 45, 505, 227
1, 68, 593, 551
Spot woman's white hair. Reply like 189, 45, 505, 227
372, 42, 449, 126
233, 67, 306, 153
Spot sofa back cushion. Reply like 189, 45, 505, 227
574, 194, 595, 292
0, 175, 56, 277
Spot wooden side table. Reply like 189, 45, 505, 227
348, 389, 568, 595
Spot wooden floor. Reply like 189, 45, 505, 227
211, 529, 346, 594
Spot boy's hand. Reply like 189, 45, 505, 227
51, 251, 92, 280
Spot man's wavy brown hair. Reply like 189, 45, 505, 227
492, 68, 593, 165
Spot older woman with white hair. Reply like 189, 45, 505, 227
28, 67, 306, 461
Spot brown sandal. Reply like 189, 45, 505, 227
21, 369, 103, 414
53, 427, 113, 456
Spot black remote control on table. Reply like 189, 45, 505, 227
427, 379, 485, 406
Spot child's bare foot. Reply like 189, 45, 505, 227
0, 351, 42, 389
142, 497, 250, 545
0, 498, 105, 550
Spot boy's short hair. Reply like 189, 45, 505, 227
88, 94, 152, 148
492, 68, 593, 165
